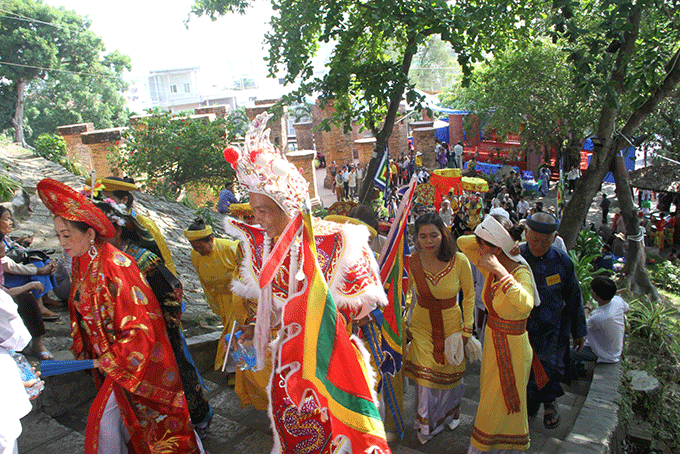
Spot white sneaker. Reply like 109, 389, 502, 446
447, 418, 461, 431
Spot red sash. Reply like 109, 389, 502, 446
484, 275, 548, 414
410, 251, 458, 364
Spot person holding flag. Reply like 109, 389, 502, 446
222, 113, 390, 453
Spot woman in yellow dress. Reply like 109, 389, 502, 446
403, 212, 475, 445
457, 215, 541, 453
184, 218, 247, 371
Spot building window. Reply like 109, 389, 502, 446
170, 84, 178, 93
184, 83, 191, 93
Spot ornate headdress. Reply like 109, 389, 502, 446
223, 113, 309, 218
37, 178, 116, 238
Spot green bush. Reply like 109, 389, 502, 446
0, 171, 22, 202
34, 133, 68, 162
649, 260, 680, 295
572, 228, 604, 261
33, 133, 87, 177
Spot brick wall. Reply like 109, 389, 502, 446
355, 138, 376, 167
293, 122, 314, 150
412, 127, 437, 169
80, 127, 128, 178
194, 105, 230, 118
56, 123, 94, 171
448, 114, 464, 145
311, 100, 356, 167
286, 149, 319, 208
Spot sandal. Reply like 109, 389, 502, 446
194, 406, 213, 440
40, 310, 60, 322
543, 402, 560, 429
33, 349, 54, 360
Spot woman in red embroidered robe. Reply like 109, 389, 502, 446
37, 179, 202, 454
403, 212, 475, 445
458, 215, 539, 453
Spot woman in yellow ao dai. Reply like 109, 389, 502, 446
403, 212, 475, 445
458, 215, 538, 453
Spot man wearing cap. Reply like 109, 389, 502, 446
521, 212, 587, 429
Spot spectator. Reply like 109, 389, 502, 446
600, 194, 610, 225
517, 196, 530, 219
439, 199, 453, 227
572, 276, 629, 364
347, 165, 357, 200
593, 244, 614, 271
567, 166, 580, 194
217, 181, 239, 214
453, 141, 464, 169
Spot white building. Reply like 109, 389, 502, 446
147, 67, 203, 113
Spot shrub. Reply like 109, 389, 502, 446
649, 260, 680, 295
34, 133, 86, 177
0, 171, 22, 202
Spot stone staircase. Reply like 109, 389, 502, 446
2, 143, 623, 454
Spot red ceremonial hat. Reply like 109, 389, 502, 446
37, 178, 116, 238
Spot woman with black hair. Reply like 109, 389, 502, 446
403, 212, 475, 444
95, 200, 213, 438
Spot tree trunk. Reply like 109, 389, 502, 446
358, 43, 416, 205
612, 155, 662, 301
11, 78, 27, 148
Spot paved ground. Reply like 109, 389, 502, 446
2, 144, 618, 453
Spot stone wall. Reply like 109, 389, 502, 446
389, 119, 409, 158
355, 138, 376, 167
311, 100, 356, 166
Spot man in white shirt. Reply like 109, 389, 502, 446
573, 276, 629, 363
517, 196, 530, 219
453, 141, 464, 169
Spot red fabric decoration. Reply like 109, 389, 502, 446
37, 178, 115, 238
249, 149, 262, 162
223, 146, 239, 166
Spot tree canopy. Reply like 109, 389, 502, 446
190, 0, 542, 202
440, 40, 598, 170
0, 0, 130, 146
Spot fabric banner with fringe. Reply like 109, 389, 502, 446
275, 210, 390, 453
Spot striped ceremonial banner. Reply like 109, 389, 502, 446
373, 146, 390, 190
280, 210, 390, 452
376, 176, 417, 375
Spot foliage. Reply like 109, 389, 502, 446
572, 228, 604, 262
627, 297, 680, 359
190, 0, 543, 203
33, 133, 86, 176
34, 133, 68, 162
24, 50, 131, 146
440, 40, 595, 169
110, 110, 240, 199
0, 170, 22, 202
0, 0, 131, 146
649, 260, 680, 295
568, 249, 606, 306
639, 92, 680, 163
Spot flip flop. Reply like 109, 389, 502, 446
543, 402, 560, 429
40, 310, 60, 322
33, 349, 54, 360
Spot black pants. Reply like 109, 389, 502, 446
13, 291, 46, 339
